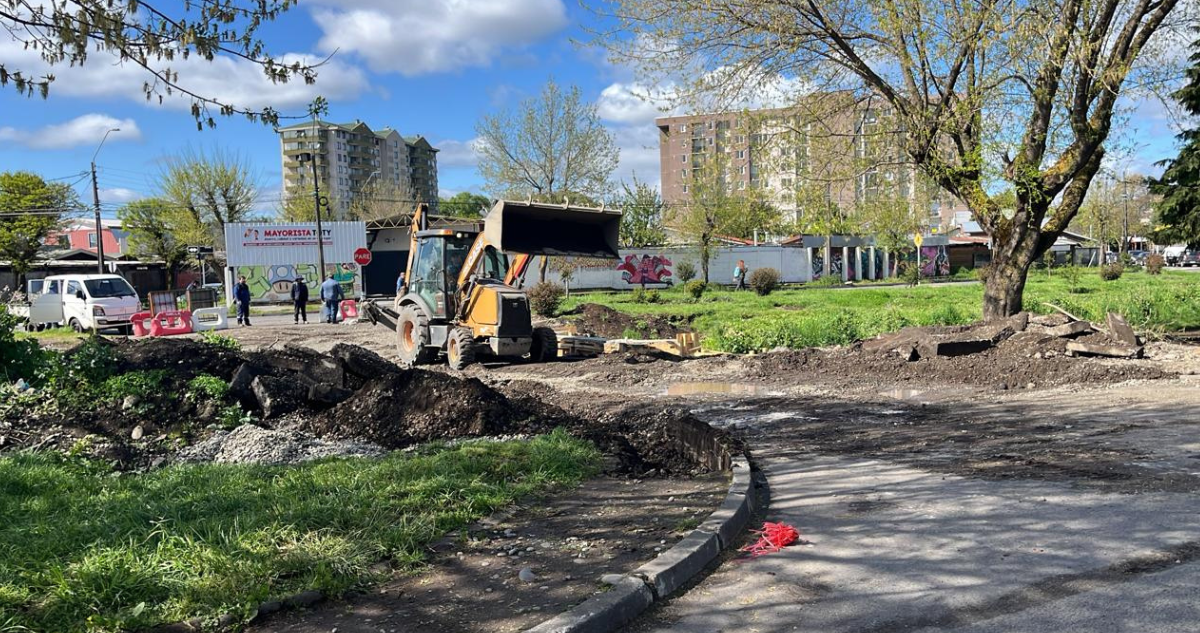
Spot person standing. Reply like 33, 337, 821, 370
319, 274, 344, 324
291, 277, 309, 324
234, 276, 252, 326
733, 259, 747, 290
394, 271, 406, 310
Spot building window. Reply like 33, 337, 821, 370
681, 155, 687, 163
738, 181, 746, 190
682, 184, 688, 193
88, 232, 97, 248
679, 124, 687, 133
736, 150, 745, 159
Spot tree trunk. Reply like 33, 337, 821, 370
982, 256, 1032, 320
699, 238, 711, 283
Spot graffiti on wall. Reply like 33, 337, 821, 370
810, 251, 845, 279
234, 263, 361, 302
617, 254, 673, 285
920, 246, 951, 277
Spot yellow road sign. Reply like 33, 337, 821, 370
914, 233, 924, 248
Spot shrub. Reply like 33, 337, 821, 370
809, 274, 842, 287
1100, 263, 1124, 281
527, 282, 565, 317
631, 288, 662, 304
1146, 253, 1165, 275
1062, 265, 1084, 293
675, 261, 697, 283
900, 262, 922, 287
200, 331, 240, 351
0, 310, 47, 382
749, 267, 780, 296
684, 280, 707, 300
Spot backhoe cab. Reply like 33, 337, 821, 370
392, 200, 621, 370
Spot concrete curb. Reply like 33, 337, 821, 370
523, 454, 756, 632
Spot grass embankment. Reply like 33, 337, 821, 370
0, 431, 600, 633
562, 270, 1200, 353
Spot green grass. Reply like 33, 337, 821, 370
14, 327, 86, 342
0, 430, 600, 633
562, 270, 1200, 353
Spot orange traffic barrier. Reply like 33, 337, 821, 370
149, 310, 193, 337
130, 311, 152, 337
339, 299, 359, 321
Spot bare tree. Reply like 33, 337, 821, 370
600, 0, 1192, 318
158, 148, 258, 249
0, 0, 321, 129
476, 79, 620, 201
349, 179, 413, 222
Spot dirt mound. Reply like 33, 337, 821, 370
308, 370, 537, 448
568, 303, 687, 339
115, 337, 244, 378
179, 424, 386, 465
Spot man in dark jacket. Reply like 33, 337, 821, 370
291, 277, 309, 324
319, 274, 344, 324
234, 276, 252, 326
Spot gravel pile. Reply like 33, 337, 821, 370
178, 424, 386, 465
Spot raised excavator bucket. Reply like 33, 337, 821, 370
483, 200, 622, 259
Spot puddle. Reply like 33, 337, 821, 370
881, 388, 926, 400
667, 382, 777, 396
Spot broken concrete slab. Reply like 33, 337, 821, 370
1065, 341, 1144, 359
1045, 321, 1093, 338
250, 375, 307, 418
307, 382, 353, 407
228, 363, 260, 409
256, 344, 345, 387
1107, 312, 1139, 346
918, 337, 995, 358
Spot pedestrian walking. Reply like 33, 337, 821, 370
234, 276, 252, 326
320, 274, 344, 324
734, 259, 747, 291
291, 277, 309, 324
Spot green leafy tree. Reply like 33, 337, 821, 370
439, 192, 492, 218
157, 148, 258, 249
477, 79, 619, 201
669, 153, 744, 283
1151, 32, 1200, 244
0, 1, 317, 129
117, 198, 188, 288
618, 178, 667, 247
0, 171, 79, 286
277, 186, 320, 223
603, 0, 1187, 319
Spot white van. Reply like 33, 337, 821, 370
26, 274, 141, 333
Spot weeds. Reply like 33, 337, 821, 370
199, 331, 240, 351
185, 374, 229, 404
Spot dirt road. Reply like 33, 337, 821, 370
221, 317, 1200, 633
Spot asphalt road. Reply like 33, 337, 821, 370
634, 386, 1200, 633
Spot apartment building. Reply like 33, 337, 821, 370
278, 120, 440, 218
656, 99, 968, 230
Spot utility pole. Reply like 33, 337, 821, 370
90, 127, 120, 274
311, 151, 326, 278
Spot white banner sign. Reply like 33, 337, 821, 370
225, 222, 367, 267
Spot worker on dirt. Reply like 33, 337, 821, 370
734, 259, 748, 291
291, 277, 310, 324
234, 276, 253, 327
320, 274, 344, 324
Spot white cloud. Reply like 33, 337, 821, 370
610, 124, 661, 190
0, 114, 141, 150
98, 188, 143, 204
435, 138, 483, 168
597, 83, 678, 125
310, 0, 568, 75
0, 39, 369, 113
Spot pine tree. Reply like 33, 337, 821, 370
1150, 30, 1200, 243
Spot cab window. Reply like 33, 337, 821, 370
478, 246, 509, 280
45, 280, 61, 295
66, 281, 81, 297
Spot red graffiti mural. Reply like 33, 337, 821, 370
617, 254, 673, 284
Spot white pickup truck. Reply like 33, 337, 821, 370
7, 274, 141, 333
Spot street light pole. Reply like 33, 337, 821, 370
299, 149, 327, 279
90, 128, 120, 274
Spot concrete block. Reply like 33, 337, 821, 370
633, 529, 721, 599
1106, 312, 1139, 346
524, 576, 653, 633
917, 338, 993, 358
1066, 341, 1143, 359
250, 375, 306, 418
1046, 321, 1093, 338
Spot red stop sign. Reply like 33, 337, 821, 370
353, 247, 372, 266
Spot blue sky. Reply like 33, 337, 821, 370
0, 0, 1186, 218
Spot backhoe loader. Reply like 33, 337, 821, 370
365, 200, 622, 369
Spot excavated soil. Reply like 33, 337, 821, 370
566, 303, 688, 339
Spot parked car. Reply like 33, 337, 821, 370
21, 274, 141, 333
1179, 250, 1200, 267
1164, 245, 1188, 266
1127, 250, 1149, 265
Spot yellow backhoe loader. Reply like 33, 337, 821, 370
364, 200, 622, 369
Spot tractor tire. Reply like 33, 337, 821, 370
528, 326, 558, 363
395, 304, 437, 367
446, 327, 477, 371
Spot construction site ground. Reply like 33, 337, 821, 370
216, 315, 1200, 632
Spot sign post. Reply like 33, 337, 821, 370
913, 233, 924, 281
353, 247, 373, 266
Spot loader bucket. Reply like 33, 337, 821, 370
483, 200, 622, 259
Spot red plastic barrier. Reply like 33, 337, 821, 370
339, 299, 359, 321
130, 311, 152, 337
149, 310, 193, 337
